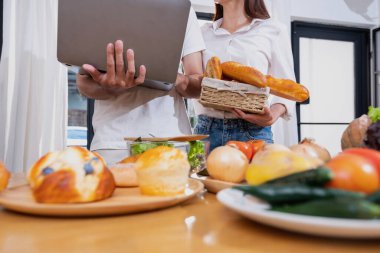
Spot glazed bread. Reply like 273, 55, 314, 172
221, 61, 267, 88
0, 161, 10, 191
204, 56, 223, 80
28, 147, 115, 203
135, 146, 190, 196
266, 75, 309, 103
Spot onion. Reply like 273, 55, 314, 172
206, 146, 249, 183
261, 144, 290, 153
291, 138, 331, 163
253, 144, 291, 161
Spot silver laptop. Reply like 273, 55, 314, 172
57, 0, 191, 91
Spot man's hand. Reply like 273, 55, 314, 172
232, 104, 287, 127
82, 40, 146, 92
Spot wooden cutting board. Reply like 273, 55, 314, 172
124, 135, 209, 142
0, 179, 204, 217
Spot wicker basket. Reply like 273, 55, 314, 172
199, 77, 269, 114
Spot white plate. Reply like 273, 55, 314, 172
217, 188, 380, 239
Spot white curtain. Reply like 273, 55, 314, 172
266, 0, 299, 146
0, 0, 68, 173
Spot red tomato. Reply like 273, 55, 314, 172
343, 148, 380, 180
246, 140, 265, 158
226, 141, 254, 161
327, 153, 379, 194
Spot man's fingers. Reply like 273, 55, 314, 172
114, 40, 126, 81
106, 43, 116, 83
126, 49, 136, 82
134, 65, 146, 84
82, 64, 102, 83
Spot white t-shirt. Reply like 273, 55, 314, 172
91, 8, 205, 151
193, 18, 298, 146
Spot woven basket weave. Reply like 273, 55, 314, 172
199, 78, 269, 114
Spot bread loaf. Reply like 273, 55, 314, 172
27, 146, 115, 203
266, 75, 309, 102
204, 56, 223, 79
221, 61, 267, 88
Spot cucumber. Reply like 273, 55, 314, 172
271, 198, 380, 219
263, 167, 333, 186
233, 185, 364, 205
367, 190, 380, 204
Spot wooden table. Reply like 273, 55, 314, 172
1, 176, 380, 253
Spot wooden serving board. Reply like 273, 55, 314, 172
0, 179, 203, 217
124, 135, 209, 142
191, 174, 245, 194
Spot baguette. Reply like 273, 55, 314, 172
221, 61, 267, 88
204, 57, 223, 79
266, 75, 309, 102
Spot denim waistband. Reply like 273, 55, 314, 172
197, 114, 264, 129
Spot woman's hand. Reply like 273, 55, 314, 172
232, 104, 287, 127
82, 40, 146, 92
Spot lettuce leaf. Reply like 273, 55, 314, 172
188, 141, 205, 169
368, 106, 380, 123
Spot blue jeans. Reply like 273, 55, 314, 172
194, 115, 273, 151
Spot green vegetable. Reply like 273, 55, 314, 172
188, 141, 206, 169
130, 141, 173, 155
271, 198, 380, 219
263, 167, 334, 187
368, 106, 380, 123
367, 190, 380, 204
233, 185, 364, 205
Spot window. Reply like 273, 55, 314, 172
67, 67, 88, 147
292, 22, 370, 155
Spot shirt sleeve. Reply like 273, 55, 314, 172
268, 22, 296, 120
182, 7, 206, 57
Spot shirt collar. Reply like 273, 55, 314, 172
212, 18, 266, 34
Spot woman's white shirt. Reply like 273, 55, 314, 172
193, 18, 296, 120
90, 8, 205, 151
193, 17, 299, 146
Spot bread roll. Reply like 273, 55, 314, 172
0, 161, 10, 191
135, 146, 190, 196
27, 146, 115, 203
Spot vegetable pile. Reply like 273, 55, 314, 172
233, 148, 380, 219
